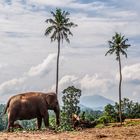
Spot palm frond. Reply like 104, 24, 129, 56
64, 22, 78, 28
120, 49, 127, 58
45, 18, 57, 25
63, 18, 70, 24
50, 11, 56, 19
45, 26, 55, 36
63, 31, 70, 43
62, 11, 70, 17
62, 27, 73, 36
108, 40, 115, 47
50, 30, 58, 42
105, 48, 115, 56
61, 32, 64, 43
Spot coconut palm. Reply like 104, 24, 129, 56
105, 32, 130, 124
45, 9, 77, 96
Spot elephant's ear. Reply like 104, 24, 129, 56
45, 92, 58, 110
44, 94, 50, 105
45, 93, 56, 106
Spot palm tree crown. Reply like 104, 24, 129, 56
45, 8, 77, 43
105, 32, 130, 60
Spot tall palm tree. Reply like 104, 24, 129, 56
45, 9, 77, 96
105, 32, 130, 124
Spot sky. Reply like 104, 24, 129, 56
0, 0, 140, 104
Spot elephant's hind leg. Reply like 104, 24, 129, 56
7, 112, 15, 132
37, 117, 42, 130
7, 119, 14, 132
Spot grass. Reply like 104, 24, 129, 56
124, 119, 140, 127
95, 124, 105, 128
95, 119, 140, 129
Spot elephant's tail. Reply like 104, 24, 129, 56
3, 98, 11, 115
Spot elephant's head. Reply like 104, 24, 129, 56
45, 92, 60, 125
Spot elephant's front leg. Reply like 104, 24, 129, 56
43, 111, 49, 128
54, 109, 60, 126
37, 117, 42, 130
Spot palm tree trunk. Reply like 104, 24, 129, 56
56, 38, 60, 96
118, 53, 122, 125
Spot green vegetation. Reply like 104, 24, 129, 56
0, 104, 8, 131
0, 97, 140, 131
81, 110, 102, 122
20, 119, 36, 130
101, 98, 140, 124
45, 8, 77, 95
59, 86, 81, 131
124, 120, 140, 127
105, 32, 131, 124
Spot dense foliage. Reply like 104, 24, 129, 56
81, 110, 103, 122
60, 86, 81, 131
101, 98, 140, 124
0, 104, 8, 131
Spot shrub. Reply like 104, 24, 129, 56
60, 86, 81, 131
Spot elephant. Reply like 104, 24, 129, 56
3, 92, 60, 132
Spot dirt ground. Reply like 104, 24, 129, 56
0, 124, 140, 140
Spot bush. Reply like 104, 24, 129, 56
98, 115, 115, 125
81, 110, 103, 122
60, 86, 81, 131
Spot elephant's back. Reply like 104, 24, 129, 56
8, 92, 43, 106
20, 92, 44, 98
8, 92, 45, 119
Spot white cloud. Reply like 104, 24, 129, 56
0, 63, 7, 69
28, 53, 57, 77
120, 63, 140, 83
0, 77, 27, 95
132, 88, 140, 102
80, 74, 112, 93
0, 0, 140, 103
52, 74, 113, 104
59, 75, 79, 89
107, 10, 137, 19
133, 91, 138, 97
50, 75, 79, 94
55, 74, 113, 96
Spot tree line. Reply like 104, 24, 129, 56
100, 98, 140, 124
0, 86, 140, 131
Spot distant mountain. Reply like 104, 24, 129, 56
79, 104, 93, 112
80, 94, 115, 111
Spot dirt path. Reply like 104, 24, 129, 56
0, 124, 140, 140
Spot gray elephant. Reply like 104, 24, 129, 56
3, 92, 60, 132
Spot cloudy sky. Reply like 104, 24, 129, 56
0, 0, 140, 104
